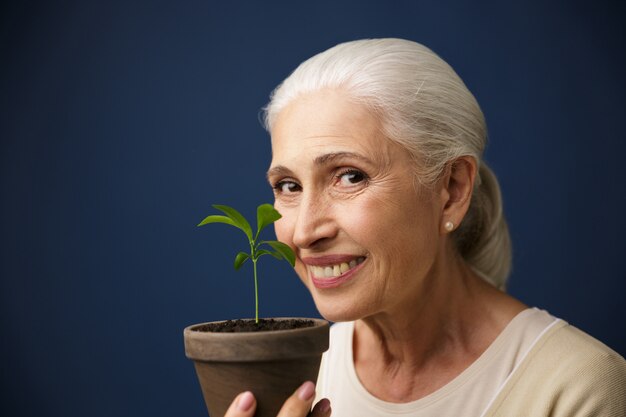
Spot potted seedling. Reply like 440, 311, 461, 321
183, 203, 329, 417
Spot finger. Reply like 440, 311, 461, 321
310, 398, 332, 416
276, 381, 316, 417
224, 391, 257, 417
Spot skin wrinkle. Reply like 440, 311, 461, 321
269, 89, 526, 403
355, 258, 493, 400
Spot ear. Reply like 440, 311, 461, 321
439, 156, 477, 235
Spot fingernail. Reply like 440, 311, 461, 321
297, 381, 315, 401
318, 398, 331, 413
237, 391, 255, 411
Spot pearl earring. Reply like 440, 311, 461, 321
445, 221, 454, 232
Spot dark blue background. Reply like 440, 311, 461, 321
1, 1, 624, 416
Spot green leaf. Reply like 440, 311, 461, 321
254, 249, 282, 261
212, 204, 253, 242
234, 252, 250, 270
197, 215, 236, 227
256, 204, 282, 239
261, 240, 296, 267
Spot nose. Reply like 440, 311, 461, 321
292, 192, 337, 250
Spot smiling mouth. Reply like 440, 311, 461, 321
308, 257, 366, 279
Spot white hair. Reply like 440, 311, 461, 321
262, 38, 511, 289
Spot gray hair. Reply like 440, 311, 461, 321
262, 38, 511, 289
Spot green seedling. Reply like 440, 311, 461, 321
198, 203, 296, 323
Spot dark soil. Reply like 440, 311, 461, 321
195, 318, 315, 333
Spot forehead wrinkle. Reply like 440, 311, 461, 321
313, 151, 374, 166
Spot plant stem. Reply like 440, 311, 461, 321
253, 258, 259, 323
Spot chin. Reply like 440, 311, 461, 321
312, 296, 368, 323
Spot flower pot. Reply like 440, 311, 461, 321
184, 318, 329, 417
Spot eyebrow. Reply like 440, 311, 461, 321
266, 151, 373, 180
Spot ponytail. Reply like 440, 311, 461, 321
454, 163, 511, 289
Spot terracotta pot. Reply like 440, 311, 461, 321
184, 318, 329, 417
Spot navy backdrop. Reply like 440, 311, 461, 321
1, 1, 625, 416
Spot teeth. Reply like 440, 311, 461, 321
310, 257, 365, 279
333, 265, 341, 277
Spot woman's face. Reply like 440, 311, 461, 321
268, 89, 445, 322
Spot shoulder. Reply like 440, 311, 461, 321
541, 323, 626, 392
485, 320, 626, 417
549, 321, 624, 356
538, 322, 626, 385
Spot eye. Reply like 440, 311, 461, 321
337, 169, 368, 186
273, 180, 301, 194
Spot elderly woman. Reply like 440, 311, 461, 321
225, 39, 626, 417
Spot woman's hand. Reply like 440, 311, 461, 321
224, 381, 331, 417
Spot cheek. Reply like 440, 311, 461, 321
337, 196, 404, 250
335, 198, 376, 235
350, 192, 438, 262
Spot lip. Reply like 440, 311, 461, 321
304, 256, 366, 289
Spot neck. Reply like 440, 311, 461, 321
353, 247, 525, 401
